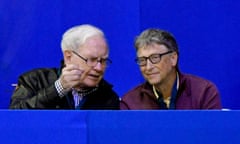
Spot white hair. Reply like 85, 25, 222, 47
61, 24, 105, 52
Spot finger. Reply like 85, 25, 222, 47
63, 64, 79, 71
78, 65, 91, 81
79, 69, 88, 81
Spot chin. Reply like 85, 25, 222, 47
84, 80, 100, 87
148, 79, 160, 85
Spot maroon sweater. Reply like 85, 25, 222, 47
120, 73, 222, 110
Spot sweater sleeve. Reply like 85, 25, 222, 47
201, 82, 222, 109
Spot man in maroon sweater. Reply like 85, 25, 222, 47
120, 28, 221, 110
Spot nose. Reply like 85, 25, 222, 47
93, 61, 105, 71
145, 59, 154, 70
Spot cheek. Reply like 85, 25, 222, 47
71, 57, 86, 67
170, 53, 178, 66
139, 67, 148, 78
78, 63, 90, 72
161, 60, 174, 72
154, 59, 170, 72
139, 67, 145, 73
64, 56, 72, 65
66, 56, 77, 64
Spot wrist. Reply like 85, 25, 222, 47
55, 79, 69, 97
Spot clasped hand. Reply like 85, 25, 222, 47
59, 64, 88, 91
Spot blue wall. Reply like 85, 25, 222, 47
0, 0, 239, 109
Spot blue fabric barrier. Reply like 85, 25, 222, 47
0, 110, 239, 144
88, 110, 240, 144
0, 110, 87, 144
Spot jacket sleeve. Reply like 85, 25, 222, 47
120, 100, 130, 110
9, 70, 61, 109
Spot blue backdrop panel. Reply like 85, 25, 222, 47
0, 0, 240, 109
0, 110, 87, 144
88, 111, 240, 144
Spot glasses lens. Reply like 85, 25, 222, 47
87, 58, 112, 67
136, 57, 146, 66
87, 58, 98, 66
150, 54, 161, 64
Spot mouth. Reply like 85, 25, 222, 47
146, 72, 159, 78
88, 73, 101, 79
146, 72, 158, 76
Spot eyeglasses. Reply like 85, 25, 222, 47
72, 51, 112, 67
135, 51, 173, 66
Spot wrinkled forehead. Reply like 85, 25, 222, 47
137, 43, 169, 57
78, 36, 109, 57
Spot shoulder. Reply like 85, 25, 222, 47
178, 73, 221, 109
99, 79, 113, 88
98, 79, 119, 97
18, 68, 59, 83
179, 73, 219, 92
20, 68, 58, 77
122, 82, 150, 99
180, 74, 215, 86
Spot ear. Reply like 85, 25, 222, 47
63, 50, 72, 64
170, 52, 178, 67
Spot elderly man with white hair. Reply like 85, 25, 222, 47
10, 24, 120, 110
